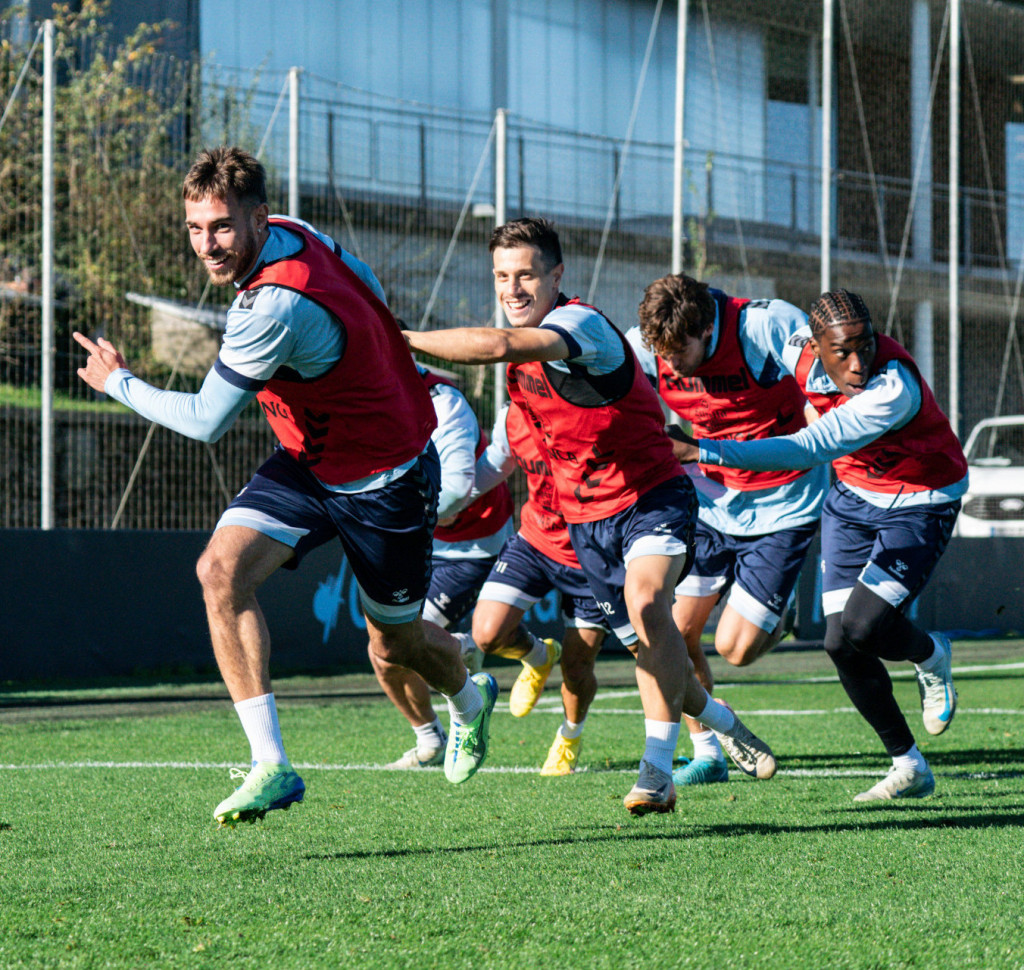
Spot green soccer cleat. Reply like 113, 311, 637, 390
213, 762, 305, 828
444, 672, 498, 784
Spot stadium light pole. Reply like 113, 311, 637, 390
493, 107, 508, 415
40, 19, 54, 530
288, 67, 300, 218
948, 0, 961, 439
671, 0, 689, 275
820, 0, 833, 294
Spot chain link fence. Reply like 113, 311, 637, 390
3, 0, 1024, 531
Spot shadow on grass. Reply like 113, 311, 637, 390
594, 748, 1023, 775
302, 805, 1024, 861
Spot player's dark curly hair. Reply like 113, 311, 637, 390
637, 274, 716, 355
809, 289, 872, 338
489, 218, 563, 272
182, 146, 267, 209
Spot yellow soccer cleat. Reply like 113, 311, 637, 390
508, 638, 561, 717
540, 731, 582, 776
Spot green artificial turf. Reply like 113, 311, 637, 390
1, 644, 1022, 969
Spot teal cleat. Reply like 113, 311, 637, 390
444, 672, 498, 784
213, 762, 305, 828
672, 756, 729, 786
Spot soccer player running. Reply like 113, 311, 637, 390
73, 146, 499, 826
469, 400, 610, 775
374, 363, 515, 769
627, 275, 828, 786
404, 217, 776, 815
673, 289, 965, 801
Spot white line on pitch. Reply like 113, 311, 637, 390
0, 760, 1013, 781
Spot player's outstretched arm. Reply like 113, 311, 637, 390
404, 326, 568, 365
73, 330, 255, 443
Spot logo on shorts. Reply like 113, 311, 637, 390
392, 588, 410, 604
437, 592, 451, 607
892, 559, 908, 578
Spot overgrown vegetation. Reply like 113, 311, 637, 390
0, 1, 235, 394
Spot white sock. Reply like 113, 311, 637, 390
522, 633, 549, 667
893, 745, 928, 773
642, 719, 680, 775
447, 673, 483, 725
695, 695, 736, 734
916, 635, 945, 672
559, 718, 585, 740
690, 729, 725, 762
413, 717, 446, 750
451, 631, 480, 661
234, 693, 289, 765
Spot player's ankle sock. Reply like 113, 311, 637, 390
447, 674, 483, 725
234, 693, 289, 765
642, 719, 680, 775
413, 717, 446, 750
559, 717, 585, 740
522, 633, 549, 667
690, 728, 725, 762
893, 744, 928, 773
451, 631, 480, 662
915, 635, 946, 672
694, 695, 736, 734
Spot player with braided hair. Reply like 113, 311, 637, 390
674, 288, 967, 801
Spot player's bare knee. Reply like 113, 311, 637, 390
368, 624, 418, 667
471, 615, 508, 654
717, 639, 760, 667
195, 548, 240, 604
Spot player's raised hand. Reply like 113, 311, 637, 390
73, 332, 128, 393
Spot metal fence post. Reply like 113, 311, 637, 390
949, 0, 960, 437
41, 19, 54, 530
820, 0, 833, 293
288, 66, 300, 218
494, 107, 508, 415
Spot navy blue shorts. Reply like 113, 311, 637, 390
423, 556, 495, 629
217, 445, 440, 624
478, 533, 608, 629
820, 482, 960, 616
568, 475, 697, 645
677, 518, 819, 632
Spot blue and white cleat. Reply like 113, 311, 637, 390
916, 632, 957, 735
854, 764, 935, 802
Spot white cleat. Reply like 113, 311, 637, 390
916, 632, 957, 736
854, 764, 935, 802
384, 745, 445, 770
